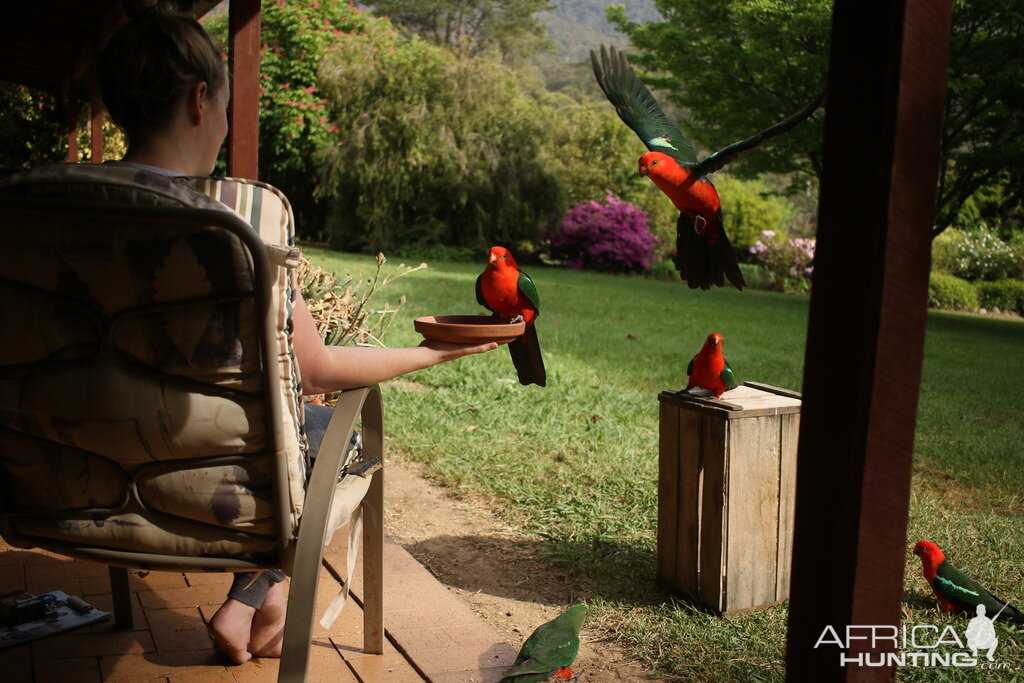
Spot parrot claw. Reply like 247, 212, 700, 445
509, 314, 524, 324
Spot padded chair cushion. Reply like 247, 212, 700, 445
0, 164, 306, 562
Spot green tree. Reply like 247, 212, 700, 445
316, 23, 561, 252
609, 0, 1024, 237
608, 0, 829, 183
204, 1, 386, 236
363, 0, 554, 60
0, 84, 68, 171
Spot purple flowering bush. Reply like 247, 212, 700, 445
544, 193, 659, 273
749, 230, 816, 292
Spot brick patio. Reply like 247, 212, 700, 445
0, 530, 518, 682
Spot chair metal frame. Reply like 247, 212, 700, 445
0, 196, 384, 682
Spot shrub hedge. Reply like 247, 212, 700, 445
976, 279, 1024, 316
928, 273, 979, 311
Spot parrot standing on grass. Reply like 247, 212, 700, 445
686, 332, 738, 399
476, 246, 546, 387
913, 541, 1024, 623
500, 604, 589, 682
591, 45, 823, 291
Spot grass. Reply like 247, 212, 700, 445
307, 247, 1024, 681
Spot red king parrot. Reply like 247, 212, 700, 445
913, 541, 1024, 623
476, 246, 546, 387
686, 332, 738, 399
500, 604, 588, 682
591, 45, 823, 291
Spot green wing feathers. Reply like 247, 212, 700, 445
721, 361, 738, 390
591, 45, 698, 168
518, 270, 540, 312
476, 273, 490, 311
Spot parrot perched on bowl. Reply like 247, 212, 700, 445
686, 332, 738, 399
591, 44, 823, 291
913, 541, 1024, 623
500, 604, 588, 682
476, 246, 546, 386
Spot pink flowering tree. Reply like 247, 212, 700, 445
205, 2, 387, 234
749, 229, 816, 292
544, 193, 659, 273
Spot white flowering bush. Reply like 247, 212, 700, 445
949, 226, 1024, 281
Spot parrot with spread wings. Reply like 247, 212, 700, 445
591, 45, 823, 291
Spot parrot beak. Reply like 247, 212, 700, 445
488, 252, 498, 265
638, 166, 648, 177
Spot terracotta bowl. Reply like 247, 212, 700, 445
414, 315, 525, 344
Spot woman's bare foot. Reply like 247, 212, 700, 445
249, 580, 287, 658
208, 599, 256, 664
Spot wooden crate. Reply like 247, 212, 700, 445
657, 383, 801, 615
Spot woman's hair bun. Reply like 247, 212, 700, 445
123, 0, 197, 20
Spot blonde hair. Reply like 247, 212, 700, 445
98, 1, 227, 139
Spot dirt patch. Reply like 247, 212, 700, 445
384, 456, 654, 681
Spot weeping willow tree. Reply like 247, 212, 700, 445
315, 21, 643, 254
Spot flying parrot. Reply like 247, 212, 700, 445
476, 246, 546, 387
591, 45, 823, 291
913, 541, 1024, 623
500, 604, 589, 682
686, 332, 739, 399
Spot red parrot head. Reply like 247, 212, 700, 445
703, 332, 724, 350
487, 246, 518, 271
638, 151, 683, 181
913, 541, 946, 568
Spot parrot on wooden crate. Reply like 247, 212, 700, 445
685, 332, 739, 399
591, 44, 823, 291
913, 541, 1024, 623
476, 246, 546, 387
500, 604, 589, 682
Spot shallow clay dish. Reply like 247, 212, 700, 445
414, 315, 525, 344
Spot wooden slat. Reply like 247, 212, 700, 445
228, 0, 260, 180
785, 0, 952, 678
675, 408, 703, 595
775, 412, 799, 601
656, 401, 681, 588
89, 103, 103, 164
697, 417, 727, 612
726, 416, 780, 611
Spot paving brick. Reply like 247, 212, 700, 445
10, 549, 71, 566
0, 643, 32, 681
439, 624, 512, 650
86, 592, 150, 633
138, 585, 230, 609
227, 658, 281, 682
308, 636, 360, 682
99, 650, 230, 680
388, 626, 455, 653
146, 607, 215, 652
383, 605, 484, 631
430, 666, 512, 683
185, 572, 234, 587
33, 655, 103, 682
26, 569, 81, 598
405, 642, 518, 676
81, 571, 188, 595
342, 650, 424, 682
0, 564, 25, 593
70, 560, 113, 578
32, 630, 156, 659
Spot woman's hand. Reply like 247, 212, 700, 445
418, 339, 501, 362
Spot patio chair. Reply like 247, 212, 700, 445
0, 164, 384, 682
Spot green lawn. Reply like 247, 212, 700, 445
307, 247, 1024, 681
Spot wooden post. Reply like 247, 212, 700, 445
228, 0, 260, 180
89, 102, 103, 164
785, 0, 952, 679
67, 93, 78, 163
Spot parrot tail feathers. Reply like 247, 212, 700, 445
675, 212, 746, 291
499, 657, 554, 681
509, 326, 546, 387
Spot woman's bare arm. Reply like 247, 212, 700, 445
291, 291, 498, 395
